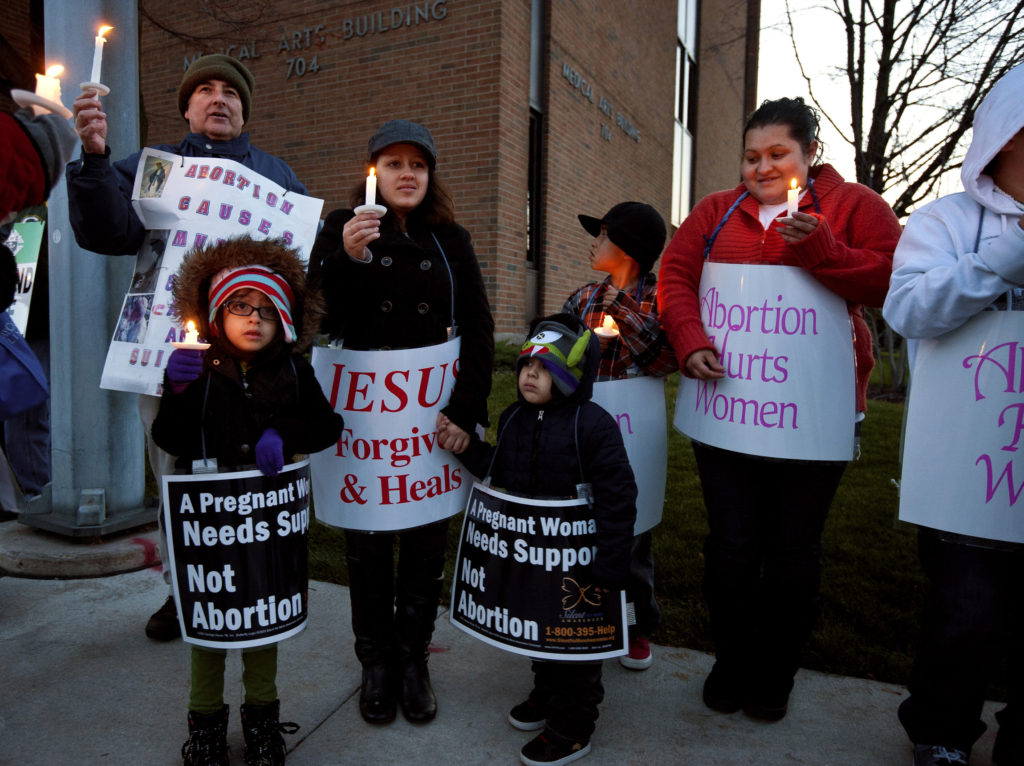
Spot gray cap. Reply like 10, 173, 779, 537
367, 119, 437, 167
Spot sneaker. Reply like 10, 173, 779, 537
520, 731, 591, 766
618, 635, 653, 670
145, 595, 181, 641
912, 744, 969, 765
508, 699, 546, 731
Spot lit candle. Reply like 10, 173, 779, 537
787, 178, 801, 217
34, 65, 63, 104
89, 25, 113, 84
172, 319, 211, 350
594, 314, 620, 338
365, 167, 377, 206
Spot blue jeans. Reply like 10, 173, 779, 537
4, 338, 50, 495
693, 442, 846, 694
626, 530, 660, 637
898, 529, 1024, 757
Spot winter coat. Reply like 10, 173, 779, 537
309, 208, 494, 433
457, 327, 638, 589
65, 132, 307, 256
883, 64, 1024, 357
562, 272, 677, 380
151, 237, 342, 470
658, 163, 900, 412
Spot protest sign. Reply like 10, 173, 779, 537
674, 263, 856, 460
450, 483, 627, 660
900, 311, 1024, 543
163, 461, 311, 648
591, 376, 666, 534
100, 148, 324, 396
310, 339, 471, 530
4, 217, 44, 335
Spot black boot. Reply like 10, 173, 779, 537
240, 699, 299, 766
394, 521, 448, 724
181, 705, 229, 766
147, 594, 182, 641
346, 530, 398, 725
398, 653, 437, 723
359, 663, 397, 724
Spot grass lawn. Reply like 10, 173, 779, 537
310, 343, 927, 687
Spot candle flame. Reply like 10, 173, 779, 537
790, 178, 798, 190
369, 167, 376, 178
98, 25, 113, 39
186, 320, 196, 333
45, 65, 63, 77
601, 315, 619, 334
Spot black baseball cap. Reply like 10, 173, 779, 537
578, 201, 667, 273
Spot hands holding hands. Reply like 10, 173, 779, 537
436, 413, 470, 454
342, 209, 383, 262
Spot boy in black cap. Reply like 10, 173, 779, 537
562, 201, 675, 671
441, 314, 637, 766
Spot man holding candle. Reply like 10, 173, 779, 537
65, 53, 308, 642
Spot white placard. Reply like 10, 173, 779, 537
310, 339, 472, 531
899, 311, 1024, 542
673, 263, 856, 460
99, 148, 324, 396
591, 376, 667, 534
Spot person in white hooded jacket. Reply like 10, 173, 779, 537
883, 63, 1024, 766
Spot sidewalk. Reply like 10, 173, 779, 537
0, 521, 1002, 765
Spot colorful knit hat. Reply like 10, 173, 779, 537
208, 265, 296, 343
518, 317, 592, 397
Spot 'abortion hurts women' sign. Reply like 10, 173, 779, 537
163, 461, 311, 648
900, 312, 1024, 543
100, 148, 324, 396
310, 339, 471, 530
674, 263, 855, 460
450, 483, 627, 660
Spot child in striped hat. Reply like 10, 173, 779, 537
152, 235, 342, 766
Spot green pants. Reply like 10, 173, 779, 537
189, 644, 278, 714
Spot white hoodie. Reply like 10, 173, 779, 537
883, 64, 1024, 344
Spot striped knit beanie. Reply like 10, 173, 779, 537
208, 265, 296, 343
517, 317, 592, 397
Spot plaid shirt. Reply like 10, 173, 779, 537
562, 273, 677, 380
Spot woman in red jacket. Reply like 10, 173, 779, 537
658, 97, 900, 722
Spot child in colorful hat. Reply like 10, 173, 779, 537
152, 235, 342, 766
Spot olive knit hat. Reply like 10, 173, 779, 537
178, 54, 255, 124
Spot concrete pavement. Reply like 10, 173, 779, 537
0, 520, 1003, 765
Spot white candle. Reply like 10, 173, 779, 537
90, 25, 113, 84
787, 178, 801, 217
365, 167, 377, 206
183, 320, 200, 345
594, 314, 620, 338
34, 65, 63, 104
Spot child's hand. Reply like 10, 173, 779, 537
600, 285, 620, 311
166, 348, 205, 393
255, 428, 284, 476
436, 413, 470, 454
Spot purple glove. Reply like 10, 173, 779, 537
255, 428, 284, 476
165, 348, 205, 393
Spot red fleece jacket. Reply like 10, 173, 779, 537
1, 112, 47, 218
658, 164, 900, 411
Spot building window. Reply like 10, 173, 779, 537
672, 0, 698, 226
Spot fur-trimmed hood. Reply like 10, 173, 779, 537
172, 235, 323, 352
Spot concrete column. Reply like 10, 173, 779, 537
23, 0, 152, 537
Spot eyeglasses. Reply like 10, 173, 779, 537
225, 300, 277, 321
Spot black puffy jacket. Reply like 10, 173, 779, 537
458, 319, 637, 588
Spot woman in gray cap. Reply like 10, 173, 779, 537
309, 120, 494, 726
